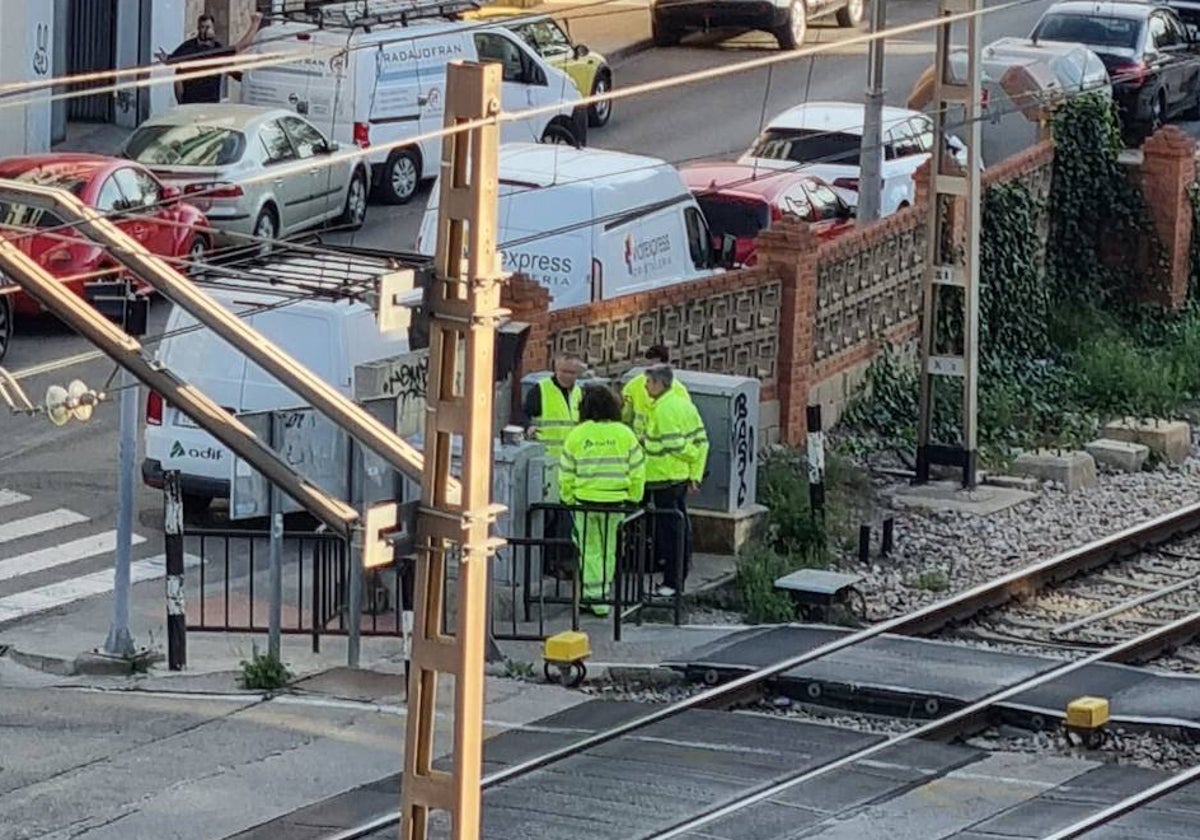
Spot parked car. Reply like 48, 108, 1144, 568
1029, 1, 1200, 133
460, 7, 614, 127
737, 102, 970, 216
650, 0, 864, 51
240, 16, 587, 205
121, 104, 369, 247
0, 153, 210, 319
679, 163, 855, 265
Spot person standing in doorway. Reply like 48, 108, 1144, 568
643, 365, 708, 597
523, 354, 584, 579
622, 345, 692, 443
157, 12, 263, 105
559, 385, 645, 617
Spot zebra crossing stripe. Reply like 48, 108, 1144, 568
0, 531, 148, 583
0, 489, 30, 509
0, 509, 89, 545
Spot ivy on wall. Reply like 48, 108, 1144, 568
841, 93, 1190, 466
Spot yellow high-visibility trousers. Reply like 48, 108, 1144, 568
571, 508, 621, 602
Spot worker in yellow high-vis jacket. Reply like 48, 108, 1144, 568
559, 385, 646, 617
622, 345, 692, 442
523, 353, 584, 579
642, 365, 708, 597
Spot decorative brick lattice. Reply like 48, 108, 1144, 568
813, 221, 926, 362
550, 281, 783, 385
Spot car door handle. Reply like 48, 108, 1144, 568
274, 178, 283, 186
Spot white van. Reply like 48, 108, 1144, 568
416, 143, 723, 310
141, 270, 411, 509
239, 10, 588, 205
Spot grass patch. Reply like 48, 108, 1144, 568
239, 645, 293, 691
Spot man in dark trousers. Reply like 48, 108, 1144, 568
157, 12, 263, 105
523, 354, 584, 579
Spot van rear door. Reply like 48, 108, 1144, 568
242, 309, 340, 413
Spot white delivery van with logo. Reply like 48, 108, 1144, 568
416, 143, 723, 309
141, 257, 413, 510
239, 5, 588, 205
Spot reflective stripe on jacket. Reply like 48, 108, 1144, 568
532, 377, 581, 456
644, 388, 708, 485
622, 373, 692, 441
560, 421, 646, 505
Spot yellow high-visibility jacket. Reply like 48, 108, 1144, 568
559, 421, 646, 504
644, 388, 708, 485
532, 377, 581, 457
622, 373, 691, 440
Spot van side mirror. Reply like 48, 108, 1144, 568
838, 203, 855, 220
716, 234, 736, 269
324, 141, 340, 154
573, 44, 590, 59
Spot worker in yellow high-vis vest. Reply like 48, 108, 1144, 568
622, 345, 692, 442
523, 354, 584, 579
643, 365, 708, 597
560, 386, 646, 617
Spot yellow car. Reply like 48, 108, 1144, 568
459, 7, 614, 127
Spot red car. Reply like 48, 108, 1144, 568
0, 153, 210, 318
680, 162, 856, 266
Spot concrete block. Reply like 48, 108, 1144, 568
1085, 438, 1150, 473
1102, 418, 1192, 464
1012, 449, 1097, 493
985, 474, 1041, 492
890, 481, 1038, 516
690, 504, 768, 555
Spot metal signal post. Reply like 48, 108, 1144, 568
400, 61, 507, 840
915, 0, 984, 488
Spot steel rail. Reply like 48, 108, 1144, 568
317, 499, 1200, 839
1038, 763, 1200, 839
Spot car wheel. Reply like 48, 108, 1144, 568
836, 0, 863, 27
652, 17, 681, 47
1150, 90, 1166, 133
380, 150, 420, 205
0, 292, 11, 363
541, 123, 580, 146
775, 0, 807, 50
1184, 84, 1200, 120
589, 71, 613, 127
338, 169, 369, 230
252, 206, 279, 257
185, 235, 208, 273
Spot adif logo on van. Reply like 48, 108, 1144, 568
170, 440, 223, 461
623, 233, 673, 277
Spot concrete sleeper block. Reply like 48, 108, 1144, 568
1012, 449, 1098, 493
1085, 438, 1150, 473
1102, 418, 1192, 465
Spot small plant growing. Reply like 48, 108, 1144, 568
912, 571, 949, 593
504, 659, 535, 680
735, 542, 797, 625
239, 645, 293, 691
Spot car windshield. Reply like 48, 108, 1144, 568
514, 20, 572, 57
747, 128, 862, 165
125, 124, 246, 167
1031, 12, 1142, 50
696, 195, 770, 238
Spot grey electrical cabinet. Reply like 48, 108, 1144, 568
622, 368, 761, 515
491, 435, 547, 583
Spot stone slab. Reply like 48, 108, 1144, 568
1103, 417, 1193, 464
1086, 437, 1151, 472
1012, 449, 1097, 492
889, 481, 1038, 516
690, 504, 768, 555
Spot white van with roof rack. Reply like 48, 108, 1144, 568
239, 0, 588, 205
416, 143, 726, 310
141, 246, 417, 510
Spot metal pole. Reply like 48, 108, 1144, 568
268, 413, 283, 661
164, 469, 186, 670
103, 364, 137, 657
857, 0, 887, 223
805, 404, 825, 521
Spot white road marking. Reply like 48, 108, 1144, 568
0, 554, 199, 624
0, 531, 148, 583
0, 509, 89, 545
0, 489, 30, 509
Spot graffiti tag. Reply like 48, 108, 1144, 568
32, 24, 49, 76
732, 393, 755, 508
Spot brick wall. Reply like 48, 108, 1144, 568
1134, 127, 1196, 309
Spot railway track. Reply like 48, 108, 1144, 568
319, 499, 1200, 840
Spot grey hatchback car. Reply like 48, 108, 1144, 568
122, 104, 369, 248
651, 0, 864, 51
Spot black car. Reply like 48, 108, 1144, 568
1030, 1, 1200, 133
651, 0, 864, 51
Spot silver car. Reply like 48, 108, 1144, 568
121, 104, 368, 247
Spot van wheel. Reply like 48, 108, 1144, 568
589, 71, 613, 127
541, 123, 580, 147
775, 0, 807, 50
380, 150, 421, 205
0, 293, 11, 363
337, 169, 369, 229
836, 0, 863, 26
